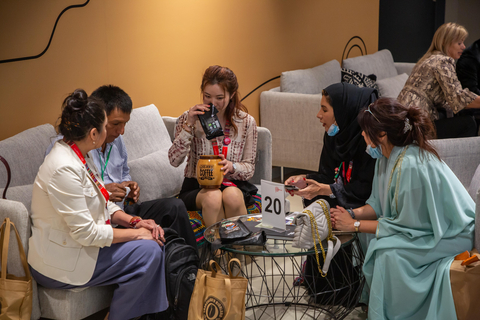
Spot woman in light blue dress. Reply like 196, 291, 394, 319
331, 97, 475, 320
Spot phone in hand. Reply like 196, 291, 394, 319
285, 184, 299, 191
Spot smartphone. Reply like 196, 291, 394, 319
285, 185, 299, 191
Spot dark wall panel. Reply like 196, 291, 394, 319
379, 0, 445, 62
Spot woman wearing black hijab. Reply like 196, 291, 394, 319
285, 82, 378, 210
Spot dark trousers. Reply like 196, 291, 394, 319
125, 197, 197, 252
434, 115, 477, 139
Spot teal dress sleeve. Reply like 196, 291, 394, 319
365, 159, 383, 218
376, 150, 475, 241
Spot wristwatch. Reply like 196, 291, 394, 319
354, 220, 361, 233
232, 162, 237, 173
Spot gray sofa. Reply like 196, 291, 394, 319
431, 137, 480, 251
260, 49, 415, 172
0, 104, 272, 320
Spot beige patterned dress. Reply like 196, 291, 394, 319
168, 110, 258, 181
398, 52, 477, 120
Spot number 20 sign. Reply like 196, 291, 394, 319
260, 180, 286, 230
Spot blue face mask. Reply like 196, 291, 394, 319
366, 144, 383, 159
327, 123, 340, 136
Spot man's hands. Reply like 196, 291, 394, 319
105, 183, 128, 202
121, 181, 140, 202
105, 181, 140, 203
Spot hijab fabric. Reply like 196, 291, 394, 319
323, 83, 378, 162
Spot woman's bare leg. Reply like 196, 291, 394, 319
222, 187, 247, 218
196, 188, 225, 227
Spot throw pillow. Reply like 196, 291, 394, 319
128, 149, 185, 201
342, 49, 398, 80
341, 68, 380, 94
281, 60, 341, 94
376, 73, 409, 99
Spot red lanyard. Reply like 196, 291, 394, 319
65, 139, 111, 224
346, 161, 353, 183
334, 161, 353, 183
212, 120, 231, 156
210, 121, 237, 187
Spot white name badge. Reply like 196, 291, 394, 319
260, 180, 286, 230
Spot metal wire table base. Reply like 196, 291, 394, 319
213, 237, 365, 320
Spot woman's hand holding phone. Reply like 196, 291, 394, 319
284, 174, 308, 189
285, 185, 299, 191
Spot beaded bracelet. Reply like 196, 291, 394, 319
129, 216, 142, 229
183, 122, 195, 134
346, 208, 355, 219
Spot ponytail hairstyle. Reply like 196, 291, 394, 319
358, 97, 440, 160
58, 89, 106, 141
418, 22, 468, 64
201, 65, 248, 136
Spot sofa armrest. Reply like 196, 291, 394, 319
162, 116, 178, 142
250, 127, 272, 185
431, 136, 480, 190
260, 91, 323, 171
476, 189, 480, 251
394, 62, 415, 76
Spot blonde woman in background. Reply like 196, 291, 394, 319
398, 22, 480, 139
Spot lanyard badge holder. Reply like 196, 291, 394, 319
65, 139, 111, 224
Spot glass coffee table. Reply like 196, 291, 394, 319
204, 215, 365, 320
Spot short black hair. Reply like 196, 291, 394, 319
90, 85, 132, 115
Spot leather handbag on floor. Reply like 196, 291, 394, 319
188, 258, 247, 320
0, 217, 33, 320
450, 248, 480, 320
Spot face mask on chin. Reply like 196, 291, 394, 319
327, 123, 340, 136
366, 144, 383, 159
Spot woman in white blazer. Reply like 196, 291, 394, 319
28, 89, 168, 320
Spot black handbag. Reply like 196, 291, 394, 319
228, 231, 266, 246
303, 240, 363, 308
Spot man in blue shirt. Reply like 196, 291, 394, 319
91, 85, 197, 250
47, 85, 197, 250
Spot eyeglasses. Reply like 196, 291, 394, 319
364, 103, 381, 123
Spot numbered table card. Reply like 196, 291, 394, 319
260, 180, 286, 231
